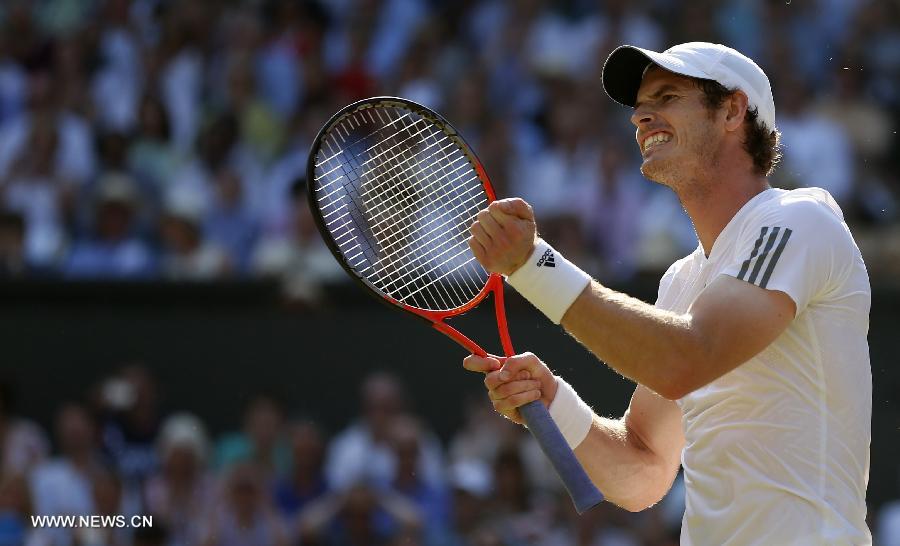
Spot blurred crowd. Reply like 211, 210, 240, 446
1, 364, 899, 546
0, 0, 898, 296
0, 365, 692, 546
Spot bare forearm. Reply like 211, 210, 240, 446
562, 282, 701, 399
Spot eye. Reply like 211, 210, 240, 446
661, 94, 678, 103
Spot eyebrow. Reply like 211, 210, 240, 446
634, 84, 682, 109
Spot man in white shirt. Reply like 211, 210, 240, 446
464, 42, 871, 545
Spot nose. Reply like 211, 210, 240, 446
630, 105, 655, 128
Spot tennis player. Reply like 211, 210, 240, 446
465, 42, 871, 545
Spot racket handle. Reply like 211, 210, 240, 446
519, 399, 604, 514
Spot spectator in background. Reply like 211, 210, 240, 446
487, 446, 532, 523
223, 53, 285, 164
327, 15, 379, 104
215, 395, 290, 484
72, 469, 130, 546
91, 0, 142, 134
256, 0, 305, 120
0, 112, 69, 268
0, 39, 27, 125
96, 365, 163, 494
296, 482, 421, 546
155, 3, 207, 155
27, 403, 103, 546
0, 377, 49, 494
159, 192, 231, 280
50, 32, 92, 123
384, 415, 449, 537
428, 460, 493, 546
144, 413, 214, 546
0, 66, 96, 188
272, 418, 328, 521
251, 177, 346, 304
205, 167, 259, 276
0, 378, 48, 477
200, 462, 289, 546
64, 173, 157, 279
325, 372, 444, 493
127, 95, 183, 203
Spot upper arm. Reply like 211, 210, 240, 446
681, 275, 795, 393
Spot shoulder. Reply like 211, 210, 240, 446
731, 187, 854, 261
723, 187, 867, 306
750, 187, 847, 231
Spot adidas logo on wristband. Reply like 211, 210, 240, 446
536, 249, 556, 267
507, 239, 591, 324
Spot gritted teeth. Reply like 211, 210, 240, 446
643, 132, 672, 152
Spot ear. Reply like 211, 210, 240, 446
724, 91, 749, 133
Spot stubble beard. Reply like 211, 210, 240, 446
640, 125, 721, 202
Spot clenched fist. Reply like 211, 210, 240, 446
467, 198, 538, 276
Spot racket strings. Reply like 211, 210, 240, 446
368, 113, 481, 304
363, 140, 479, 280
369, 122, 484, 300
312, 104, 489, 311
358, 113, 483, 308
334, 108, 486, 303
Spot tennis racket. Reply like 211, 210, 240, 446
306, 96, 603, 513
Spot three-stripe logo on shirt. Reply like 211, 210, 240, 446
736, 226, 793, 288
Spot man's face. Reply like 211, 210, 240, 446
631, 67, 724, 195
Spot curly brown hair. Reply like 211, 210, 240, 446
694, 79, 782, 177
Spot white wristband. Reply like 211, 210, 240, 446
548, 377, 594, 449
506, 239, 592, 324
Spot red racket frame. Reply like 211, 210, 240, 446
382, 163, 515, 359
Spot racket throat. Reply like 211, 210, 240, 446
429, 275, 515, 359
431, 321, 486, 357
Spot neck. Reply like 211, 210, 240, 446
678, 170, 769, 256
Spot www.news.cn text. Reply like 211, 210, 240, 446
31, 515, 153, 528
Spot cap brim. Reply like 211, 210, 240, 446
602, 45, 709, 107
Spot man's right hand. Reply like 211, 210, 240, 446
468, 198, 538, 276
462, 352, 559, 425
